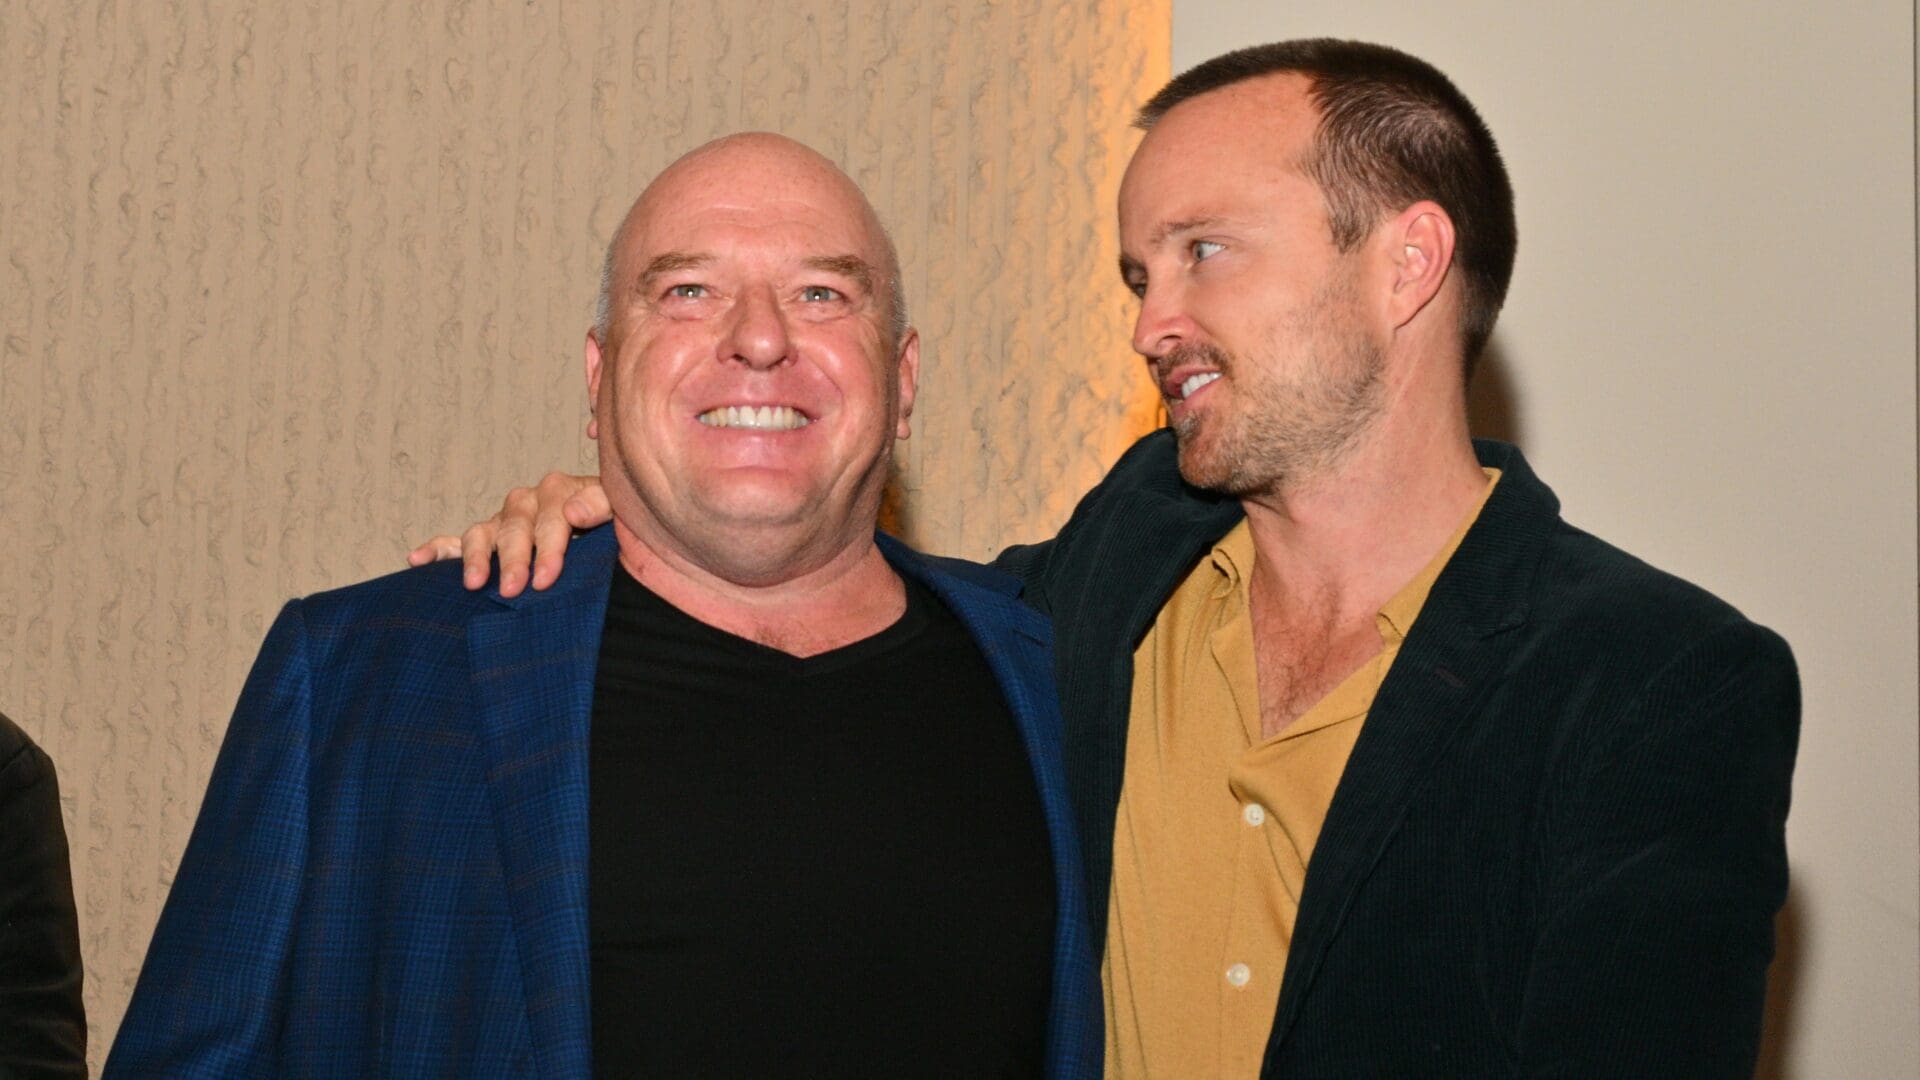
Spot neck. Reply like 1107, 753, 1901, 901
1239, 396, 1485, 624
611, 518, 906, 658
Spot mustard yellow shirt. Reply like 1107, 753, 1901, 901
1103, 471, 1499, 1078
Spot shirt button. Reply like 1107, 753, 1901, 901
1242, 803, 1266, 826
1226, 963, 1251, 988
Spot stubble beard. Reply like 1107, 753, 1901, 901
1171, 284, 1386, 498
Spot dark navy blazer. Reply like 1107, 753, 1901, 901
107, 525, 1101, 1078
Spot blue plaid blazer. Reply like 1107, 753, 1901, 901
107, 525, 1102, 1078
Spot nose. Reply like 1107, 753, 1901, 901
722, 285, 793, 370
1130, 281, 1190, 360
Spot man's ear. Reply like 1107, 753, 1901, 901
584, 330, 605, 440
1385, 200, 1457, 330
893, 329, 920, 440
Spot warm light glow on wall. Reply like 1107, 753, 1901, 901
0, 3, 1172, 1066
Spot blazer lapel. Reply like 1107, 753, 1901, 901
1064, 483, 1245, 938
466, 527, 618, 1079
1264, 442, 1559, 1059
880, 534, 1105, 1075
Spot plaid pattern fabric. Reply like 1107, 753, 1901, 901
107, 526, 1101, 1078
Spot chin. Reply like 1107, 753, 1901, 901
1172, 422, 1228, 491
695, 495, 817, 531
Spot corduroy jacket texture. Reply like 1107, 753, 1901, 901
997, 430, 1800, 1078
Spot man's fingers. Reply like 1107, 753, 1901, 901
425, 473, 603, 594
460, 520, 500, 592
519, 472, 606, 591
489, 487, 541, 597
529, 499, 574, 592
407, 536, 463, 566
562, 482, 613, 530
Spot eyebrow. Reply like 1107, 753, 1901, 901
638, 251, 713, 289
1151, 215, 1227, 246
636, 251, 876, 293
1118, 216, 1230, 283
802, 254, 875, 293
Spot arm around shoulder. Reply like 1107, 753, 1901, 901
1517, 620, 1799, 1078
105, 601, 318, 1077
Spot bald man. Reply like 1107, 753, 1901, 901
106, 135, 1101, 1079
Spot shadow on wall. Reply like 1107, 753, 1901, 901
1468, 338, 1524, 446
1754, 882, 1805, 1080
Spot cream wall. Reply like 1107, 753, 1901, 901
1173, 3, 1919, 1077
0, 2, 1168, 1068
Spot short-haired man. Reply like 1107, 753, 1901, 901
446, 41, 1799, 1077
108, 134, 1102, 1078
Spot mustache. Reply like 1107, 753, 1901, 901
1154, 340, 1233, 381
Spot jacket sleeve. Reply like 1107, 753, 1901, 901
1517, 621, 1800, 1078
0, 716, 88, 1079
105, 602, 315, 1078
991, 537, 1061, 616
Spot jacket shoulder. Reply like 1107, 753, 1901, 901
299, 553, 495, 630
1528, 521, 1795, 684
995, 429, 1241, 615
908, 549, 1023, 597
878, 533, 1049, 642
0, 710, 38, 777
1050, 429, 1237, 539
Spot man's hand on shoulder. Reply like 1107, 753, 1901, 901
407, 471, 610, 597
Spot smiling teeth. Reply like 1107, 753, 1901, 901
1180, 372, 1222, 399
697, 405, 811, 430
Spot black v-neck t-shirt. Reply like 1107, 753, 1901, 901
588, 565, 1056, 1077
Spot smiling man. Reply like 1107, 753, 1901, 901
106, 134, 1101, 1079
441, 41, 1800, 1078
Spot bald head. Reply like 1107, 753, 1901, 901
582, 131, 925, 594
595, 133, 907, 346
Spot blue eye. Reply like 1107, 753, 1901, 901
1191, 240, 1224, 261
668, 284, 706, 299
800, 285, 843, 302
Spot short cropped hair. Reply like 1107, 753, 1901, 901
1138, 39, 1517, 374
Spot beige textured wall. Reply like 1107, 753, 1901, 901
0, 1, 1169, 1066
1174, 3, 1919, 1077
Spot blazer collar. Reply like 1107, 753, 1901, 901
467, 525, 618, 1079
1264, 439, 1562, 1059
1105, 436, 1557, 643
1446, 438, 1560, 637
876, 531, 1052, 645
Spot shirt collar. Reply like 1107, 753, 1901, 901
1207, 520, 1255, 601
1201, 470, 1503, 642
